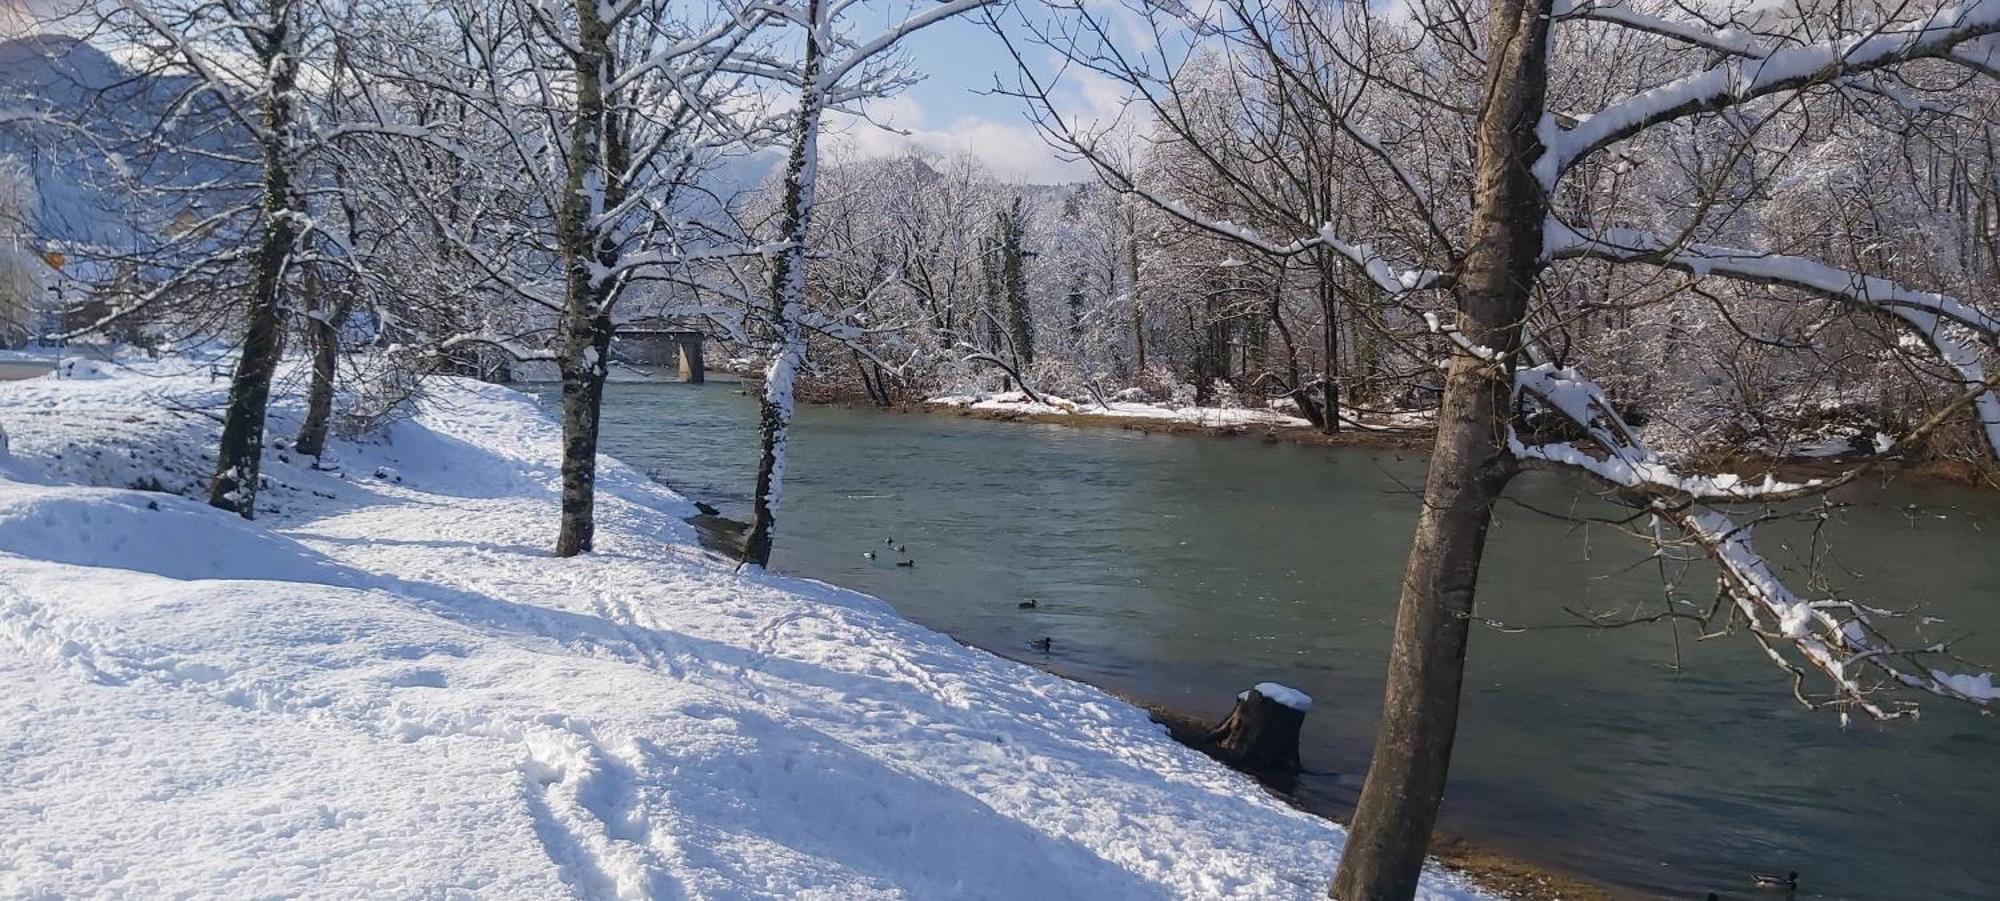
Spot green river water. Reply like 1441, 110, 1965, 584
551, 379, 2000, 900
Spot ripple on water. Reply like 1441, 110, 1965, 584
564, 382, 2000, 901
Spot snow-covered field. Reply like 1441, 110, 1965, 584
0, 359, 1486, 899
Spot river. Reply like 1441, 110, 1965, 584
547, 378, 2000, 900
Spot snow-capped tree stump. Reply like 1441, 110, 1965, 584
1205, 682, 1311, 774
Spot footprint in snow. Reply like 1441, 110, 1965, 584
388, 668, 448, 689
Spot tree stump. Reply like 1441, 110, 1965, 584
1205, 682, 1311, 774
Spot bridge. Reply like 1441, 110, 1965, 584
611, 318, 706, 383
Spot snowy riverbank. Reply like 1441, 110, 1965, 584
925, 391, 1436, 445
0, 359, 1487, 899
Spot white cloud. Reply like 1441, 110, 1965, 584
824, 94, 1090, 185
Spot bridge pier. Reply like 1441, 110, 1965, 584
676, 337, 705, 384
610, 325, 707, 383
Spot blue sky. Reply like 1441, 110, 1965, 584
0, 0, 1097, 183
824, 15, 1094, 183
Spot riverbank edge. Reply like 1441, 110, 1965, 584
675, 512, 1585, 898
1131, 701, 1611, 901
884, 398, 1996, 490
3, 364, 1502, 900
714, 366, 1993, 486
979, 653, 1611, 900
911, 400, 1436, 450
668, 383, 1986, 898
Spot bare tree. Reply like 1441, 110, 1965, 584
734, 0, 1004, 569
363, 0, 767, 555
991, 0, 1460, 429
39, 0, 343, 516
1002, 0, 2000, 895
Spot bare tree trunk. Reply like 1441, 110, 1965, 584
998, 199, 1034, 369
744, 0, 823, 569
1314, 254, 1341, 434
1128, 202, 1146, 375
555, 312, 612, 556
1328, 1, 1551, 897
296, 33, 362, 463
293, 295, 350, 458
854, 351, 892, 406
553, 0, 614, 557
207, 14, 298, 518
1268, 275, 1324, 428
1351, 316, 1380, 408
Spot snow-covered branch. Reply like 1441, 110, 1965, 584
438, 331, 560, 362
1543, 0, 2000, 183
1429, 314, 1999, 719
1108, 182, 1446, 296
817, 0, 1001, 88
1546, 220, 2000, 457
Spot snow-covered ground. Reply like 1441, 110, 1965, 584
0, 359, 1487, 899
929, 390, 1435, 432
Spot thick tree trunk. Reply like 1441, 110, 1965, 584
294, 296, 350, 459
743, 0, 823, 569
1328, 1, 1552, 898
207, 18, 297, 518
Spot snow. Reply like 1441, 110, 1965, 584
0, 360, 1488, 900
1507, 360, 1823, 501
930, 390, 1432, 432
1432, 321, 1997, 712
1247, 682, 1312, 712
1549, 0, 2000, 176
1545, 219, 2000, 459
1113, 187, 1442, 295
935, 390, 1310, 427
1931, 670, 2000, 701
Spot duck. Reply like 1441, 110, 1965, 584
1030, 636, 1053, 652
895, 544, 907, 553
895, 559, 915, 568
1751, 870, 1797, 894
693, 501, 720, 516
863, 550, 876, 560
883, 537, 895, 545
1018, 598, 1040, 609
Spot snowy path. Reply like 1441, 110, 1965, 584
0, 362, 1486, 899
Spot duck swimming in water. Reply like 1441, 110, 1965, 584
1030, 636, 1053, 652
1018, 598, 1040, 609
1752, 870, 1797, 896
